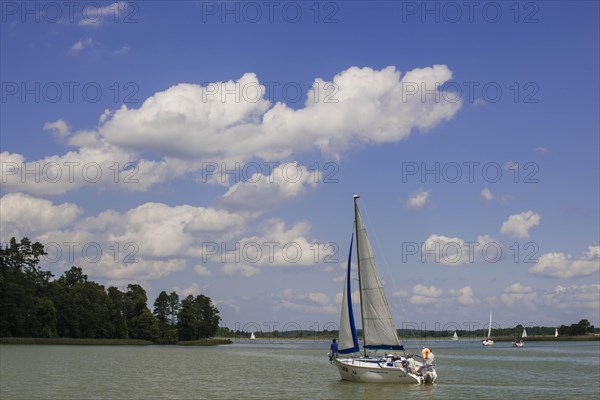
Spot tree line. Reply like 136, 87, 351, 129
409, 321, 596, 339
0, 238, 220, 343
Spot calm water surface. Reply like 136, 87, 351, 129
1, 340, 599, 399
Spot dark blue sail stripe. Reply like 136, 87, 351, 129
364, 344, 405, 351
338, 232, 360, 354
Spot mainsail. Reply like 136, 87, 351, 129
354, 198, 403, 351
522, 328, 527, 338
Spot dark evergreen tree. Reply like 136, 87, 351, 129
153, 290, 178, 344
195, 294, 220, 338
167, 291, 180, 326
125, 284, 158, 340
0, 238, 55, 337
48, 267, 113, 338
153, 291, 170, 325
177, 294, 221, 340
107, 287, 128, 338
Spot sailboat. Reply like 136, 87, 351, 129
333, 196, 437, 384
555, 328, 559, 338
512, 327, 526, 347
481, 312, 494, 346
250, 332, 256, 340
452, 331, 459, 341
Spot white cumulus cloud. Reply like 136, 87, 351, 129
410, 284, 444, 304
99, 65, 461, 161
43, 119, 71, 139
70, 37, 92, 52
539, 284, 600, 310
500, 282, 537, 308
500, 211, 540, 238
529, 245, 599, 278
480, 187, 494, 201
2, 65, 461, 198
449, 286, 480, 305
0, 193, 82, 241
78, 2, 128, 27
406, 189, 430, 209
220, 162, 318, 212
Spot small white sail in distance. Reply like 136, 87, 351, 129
555, 328, 559, 337
481, 311, 494, 346
522, 328, 527, 338
250, 332, 256, 340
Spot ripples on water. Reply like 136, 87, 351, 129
1, 340, 599, 399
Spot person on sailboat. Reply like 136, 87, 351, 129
405, 354, 417, 373
329, 339, 339, 363
420, 347, 435, 372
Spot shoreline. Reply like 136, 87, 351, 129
2, 336, 597, 345
0, 337, 232, 346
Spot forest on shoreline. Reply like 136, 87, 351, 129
1, 238, 596, 346
0, 238, 222, 344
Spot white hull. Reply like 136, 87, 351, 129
512, 340, 525, 348
481, 339, 494, 346
335, 357, 436, 384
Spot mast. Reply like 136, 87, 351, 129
488, 312, 492, 338
353, 195, 367, 357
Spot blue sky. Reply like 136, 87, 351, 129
1, 1, 599, 334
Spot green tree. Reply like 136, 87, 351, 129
125, 284, 158, 340
129, 308, 159, 341
0, 238, 55, 337
177, 294, 221, 340
177, 295, 197, 341
195, 294, 220, 338
153, 291, 170, 325
107, 287, 128, 338
167, 291, 180, 326
125, 284, 148, 320
48, 267, 113, 338
573, 319, 594, 335
153, 291, 178, 344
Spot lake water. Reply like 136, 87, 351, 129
1, 340, 599, 399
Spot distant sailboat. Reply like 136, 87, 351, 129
250, 332, 256, 340
333, 196, 437, 384
555, 328, 559, 338
512, 327, 526, 348
481, 312, 494, 346
452, 331, 459, 341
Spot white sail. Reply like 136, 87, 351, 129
522, 328, 527, 338
250, 332, 256, 340
453, 331, 458, 340
482, 311, 494, 345
555, 328, 559, 337
355, 202, 402, 350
